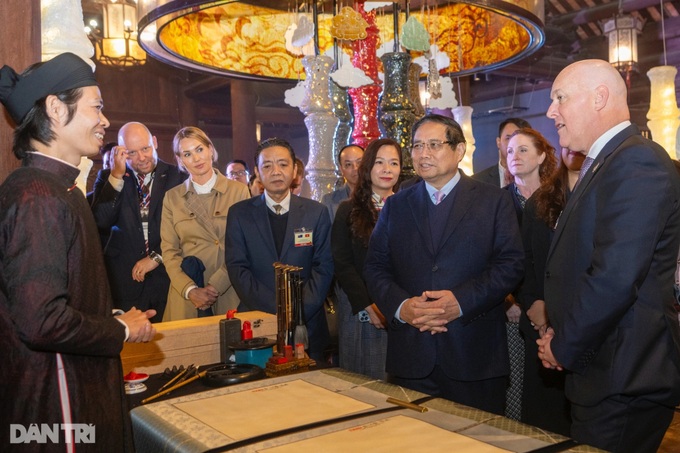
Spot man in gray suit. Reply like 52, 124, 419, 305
321, 144, 364, 220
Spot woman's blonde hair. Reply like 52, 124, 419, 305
172, 126, 218, 164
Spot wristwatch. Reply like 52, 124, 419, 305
149, 251, 163, 264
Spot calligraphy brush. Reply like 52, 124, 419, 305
159, 364, 193, 392
293, 274, 308, 350
141, 371, 207, 404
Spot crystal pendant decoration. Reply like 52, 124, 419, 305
427, 57, 442, 100
380, 52, 416, 176
347, 3, 381, 148
300, 55, 340, 201
330, 72, 353, 189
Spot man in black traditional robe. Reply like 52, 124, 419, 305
0, 53, 157, 452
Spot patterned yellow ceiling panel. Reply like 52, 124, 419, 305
154, 2, 539, 79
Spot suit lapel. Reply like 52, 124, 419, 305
149, 161, 167, 221
252, 195, 278, 258
123, 169, 142, 223
437, 176, 474, 254
547, 124, 639, 260
280, 196, 303, 259
408, 184, 435, 256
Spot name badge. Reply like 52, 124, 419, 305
294, 228, 313, 247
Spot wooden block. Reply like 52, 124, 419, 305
121, 311, 276, 375
264, 357, 316, 378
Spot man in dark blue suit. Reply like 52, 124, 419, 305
364, 114, 524, 414
91, 122, 186, 322
226, 138, 333, 360
539, 60, 680, 452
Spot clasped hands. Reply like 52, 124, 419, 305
536, 327, 563, 371
400, 290, 461, 335
188, 285, 219, 311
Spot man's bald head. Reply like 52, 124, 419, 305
118, 121, 159, 175
547, 59, 630, 153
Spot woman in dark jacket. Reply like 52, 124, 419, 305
518, 146, 584, 435
331, 138, 401, 379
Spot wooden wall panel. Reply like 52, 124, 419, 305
93, 59, 195, 163
0, 0, 41, 183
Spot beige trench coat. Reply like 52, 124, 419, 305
161, 170, 250, 321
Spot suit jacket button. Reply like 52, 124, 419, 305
432, 265, 438, 272
545, 271, 551, 279
215, 211, 220, 215
215, 240, 219, 245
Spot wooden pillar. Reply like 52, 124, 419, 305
459, 76, 471, 106
0, 0, 41, 183
230, 79, 258, 168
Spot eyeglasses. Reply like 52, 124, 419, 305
411, 141, 454, 153
126, 146, 153, 158
228, 170, 249, 178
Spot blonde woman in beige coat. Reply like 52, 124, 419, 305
161, 127, 250, 321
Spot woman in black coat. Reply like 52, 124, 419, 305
331, 138, 402, 379
518, 146, 584, 435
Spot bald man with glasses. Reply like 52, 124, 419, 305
91, 122, 187, 321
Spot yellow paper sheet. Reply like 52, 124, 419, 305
173, 379, 374, 440
261, 415, 511, 453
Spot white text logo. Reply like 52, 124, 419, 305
9, 424, 95, 444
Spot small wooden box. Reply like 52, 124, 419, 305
121, 311, 276, 375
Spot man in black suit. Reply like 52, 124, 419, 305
539, 59, 680, 452
91, 122, 187, 322
472, 117, 530, 187
364, 114, 524, 414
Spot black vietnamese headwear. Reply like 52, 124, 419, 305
0, 52, 97, 125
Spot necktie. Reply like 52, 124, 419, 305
273, 204, 283, 215
137, 173, 152, 252
137, 173, 151, 211
575, 156, 595, 188
433, 190, 445, 205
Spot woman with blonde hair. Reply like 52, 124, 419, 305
161, 126, 250, 321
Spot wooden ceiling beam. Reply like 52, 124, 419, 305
550, 0, 668, 27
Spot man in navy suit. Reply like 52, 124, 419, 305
91, 122, 187, 322
226, 138, 333, 360
538, 60, 680, 452
364, 114, 524, 414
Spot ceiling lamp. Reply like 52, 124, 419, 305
135, 0, 544, 80
602, 1, 643, 75
646, 0, 679, 159
85, 0, 146, 67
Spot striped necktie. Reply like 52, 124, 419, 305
575, 156, 595, 188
